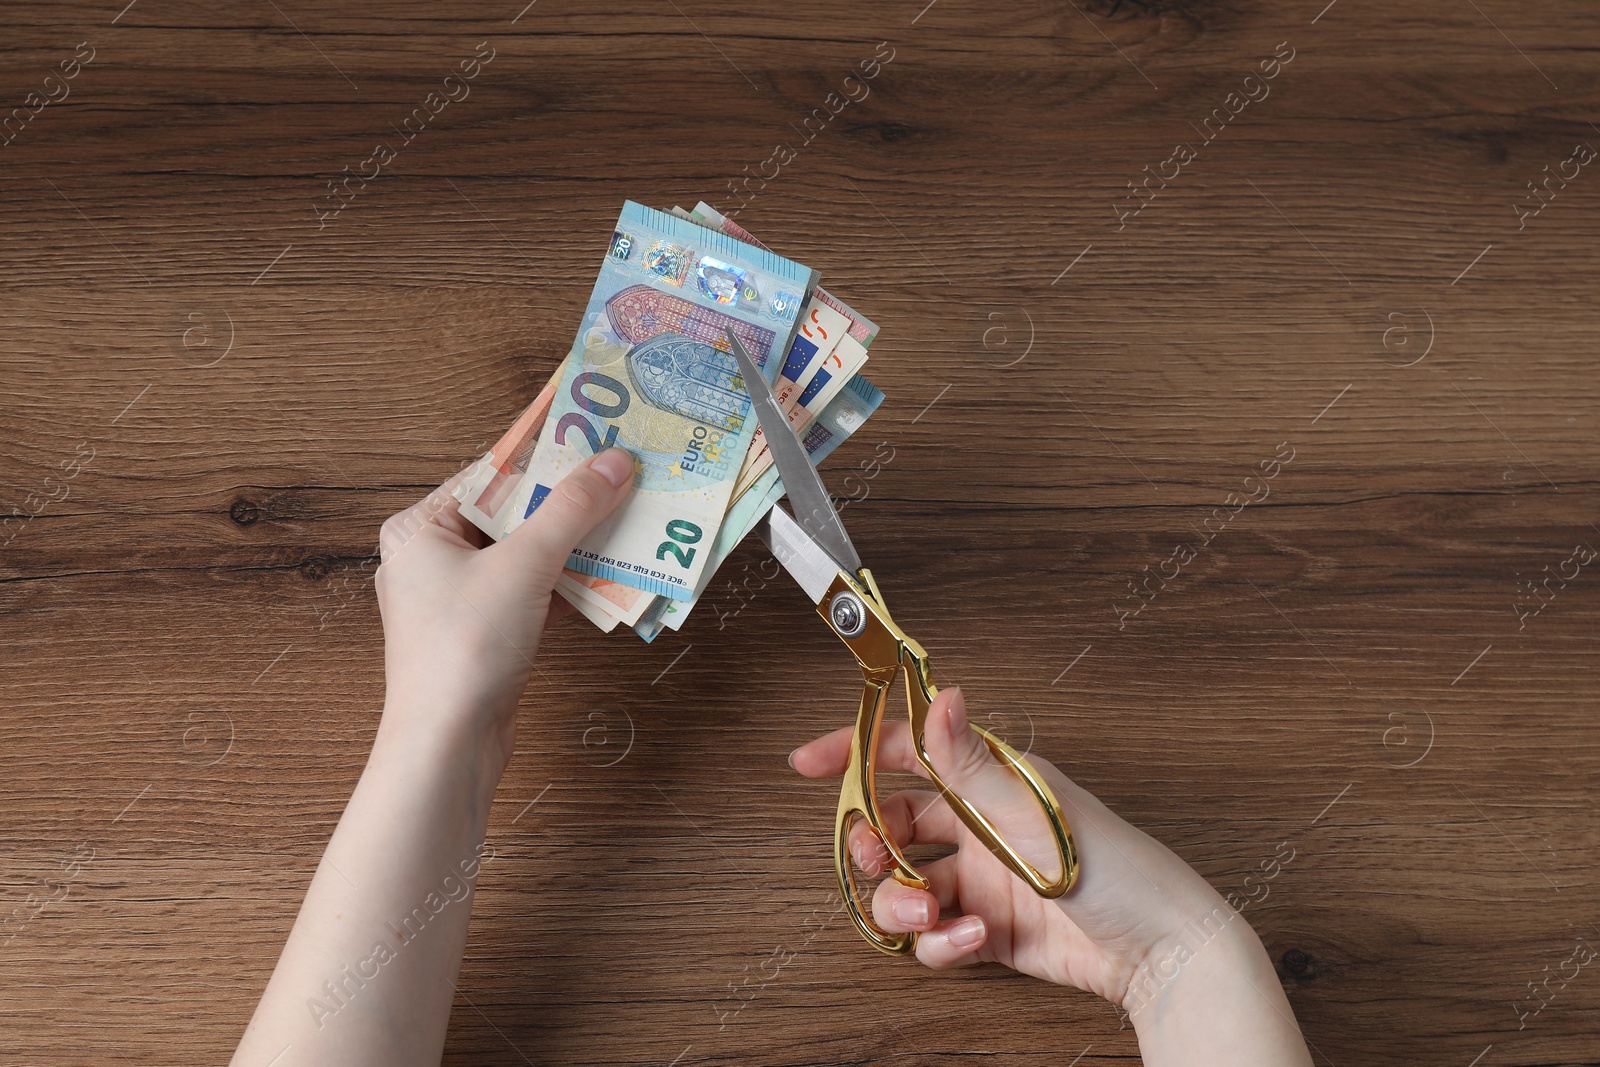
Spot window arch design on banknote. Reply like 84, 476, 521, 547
604, 284, 778, 369
624, 334, 750, 434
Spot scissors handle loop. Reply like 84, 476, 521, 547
821, 569, 1079, 956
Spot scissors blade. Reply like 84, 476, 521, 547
725, 328, 863, 575
756, 505, 841, 604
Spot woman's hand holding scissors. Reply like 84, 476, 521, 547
790, 686, 1314, 1067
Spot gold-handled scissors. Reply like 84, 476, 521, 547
725, 329, 1079, 956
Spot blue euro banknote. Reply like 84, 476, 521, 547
502, 201, 819, 599
633, 371, 885, 639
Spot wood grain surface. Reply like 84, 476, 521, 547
2, 1, 1597, 1064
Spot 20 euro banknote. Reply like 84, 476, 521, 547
633, 371, 885, 639
453, 371, 560, 537
545, 286, 865, 630
503, 201, 818, 598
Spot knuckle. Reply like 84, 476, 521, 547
901, 793, 943, 842
381, 506, 424, 547
947, 732, 993, 783
554, 469, 605, 514
373, 561, 398, 601
377, 517, 403, 559
868, 890, 890, 925
521, 553, 566, 594
868, 885, 899, 928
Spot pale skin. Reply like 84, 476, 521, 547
231, 446, 1314, 1067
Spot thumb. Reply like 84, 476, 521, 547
494, 447, 635, 588
922, 686, 1065, 884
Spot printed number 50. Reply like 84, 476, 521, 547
656, 518, 702, 567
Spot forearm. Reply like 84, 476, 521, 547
231, 698, 505, 1067
1127, 901, 1313, 1067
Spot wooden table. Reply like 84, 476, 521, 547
2, 2, 1596, 1063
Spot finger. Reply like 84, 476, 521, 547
884, 852, 961, 914
846, 790, 960, 875
427, 465, 489, 544
545, 590, 577, 626
379, 465, 480, 562
914, 913, 989, 971
921, 686, 1065, 885
492, 448, 635, 587
789, 720, 930, 781
788, 724, 855, 778
789, 691, 1057, 834
867, 878, 940, 934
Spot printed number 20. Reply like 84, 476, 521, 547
555, 371, 629, 455
656, 518, 702, 568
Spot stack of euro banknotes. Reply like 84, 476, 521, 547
451, 200, 883, 642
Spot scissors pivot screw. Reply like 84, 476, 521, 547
829, 591, 867, 637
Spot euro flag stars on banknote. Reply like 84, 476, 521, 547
455, 199, 886, 639
454, 374, 558, 538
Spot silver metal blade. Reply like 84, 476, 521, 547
725, 328, 862, 574
757, 505, 840, 604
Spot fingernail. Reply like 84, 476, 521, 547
591, 448, 633, 488
947, 685, 968, 746
786, 749, 797, 771
948, 915, 985, 950
893, 897, 931, 927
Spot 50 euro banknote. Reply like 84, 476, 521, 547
452, 374, 559, 536
497, 200, 818, 599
